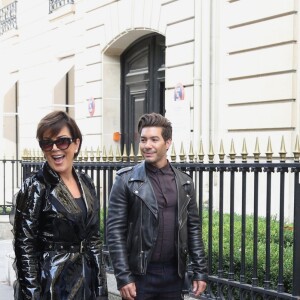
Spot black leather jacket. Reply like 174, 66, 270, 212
107, 161, 207, 290
13, 162, 108, 300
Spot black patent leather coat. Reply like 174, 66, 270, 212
107, 161, 207, 290
12, 162, 108, 300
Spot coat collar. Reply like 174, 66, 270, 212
128, 161, 192, 218
129, 161, 192, 189
36, 162, 60, 186
37, 162, 94, 226
128, 161, 148, 182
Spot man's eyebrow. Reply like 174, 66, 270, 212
140, 135, 160, 139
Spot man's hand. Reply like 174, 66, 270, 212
120, 282, 136, 300
192, 280, 207, 297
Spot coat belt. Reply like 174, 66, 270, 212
43, 240, 89, 253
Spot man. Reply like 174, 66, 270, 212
107, 113, 207, 300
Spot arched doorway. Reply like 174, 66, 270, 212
121, 33, 165, 155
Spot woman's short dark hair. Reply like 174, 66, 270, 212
137, 113, 172, 141
36, 110, 82, 157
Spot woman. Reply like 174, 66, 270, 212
12, 111, 108, 299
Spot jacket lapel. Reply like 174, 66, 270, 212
172, 167, 192, 220
51, 183, 84, 224
130, 162, 158, 218
42, 163, 86, 224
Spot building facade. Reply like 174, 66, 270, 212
0, 0, 299, 218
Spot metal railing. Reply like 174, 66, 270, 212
0, 158, 22, 215
49, 0, 74, 14
0, 1, 17, 35
3, 136, 300, 299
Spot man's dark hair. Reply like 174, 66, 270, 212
36, 110, 82, 158
137, 113, 172, 141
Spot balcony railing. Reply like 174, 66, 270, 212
49, 0, 74, 14
0, 1, 17, 36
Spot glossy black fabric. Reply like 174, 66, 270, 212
107, 161, 207, 290
12, 162, 108, 300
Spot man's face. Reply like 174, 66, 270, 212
139, 126, 171, 169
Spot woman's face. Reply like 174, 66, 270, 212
40, 126, 80, 177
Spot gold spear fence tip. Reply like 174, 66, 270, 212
208, 141, 214, 163
198, 139, 204, 163
96, 146, 101, 161
229, 139, 236, 162
241, 138, 248, 162
116, 145, 121, 162
170, 143, 176, 162
266, 137, 273, 162
108, 145, 114, 162
293, 135, 300, 162
137, 147, 143, 162
22, 149, 27, 160
189, 141, 194, 163
19, 135, 300, 163
279, 136, 287, 162
253, 137, 260, 162
179, 142, 186, 163
90, 147, 95, 162
102, 146, 107, 162
78, 149, 83, 161
218, 140, 225, 162
84, 147, 89, 162
39, 149, 44, 161
129, 144, 135, 162
122, 145, 128, 162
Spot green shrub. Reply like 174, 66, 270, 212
0, 206, 12, 214
202, 210, 293, 294
99, 209, 106, 240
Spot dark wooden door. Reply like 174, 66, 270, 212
121, 34, 165, 155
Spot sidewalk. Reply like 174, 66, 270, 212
0, 281, 13, 299
0, 238, 14, 299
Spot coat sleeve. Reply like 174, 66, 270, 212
88, 217, 108, 298
13, 178, 45, 299
106, 173, 136, 290
186, 181, 208, 282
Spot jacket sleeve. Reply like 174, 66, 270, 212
80, 173, 108, 298
89, 220, 108, 298
187, 181, 208, 282
106, 173, 135, 290
13, 178, 44, 299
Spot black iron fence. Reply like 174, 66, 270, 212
0, 159, 22, 214
2, 136, 300, 299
